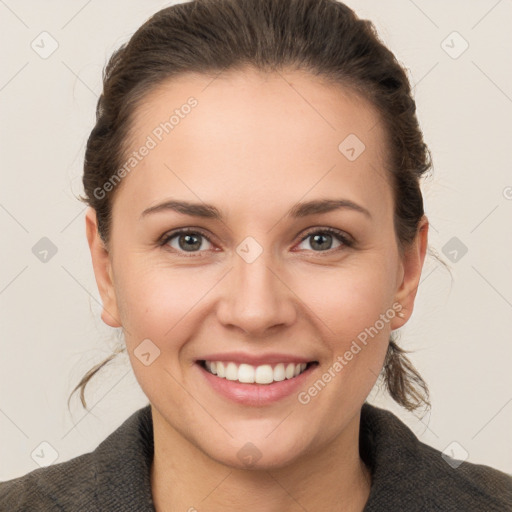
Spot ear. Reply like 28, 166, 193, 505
391, 215, 429, 329
85, 207, 122, 328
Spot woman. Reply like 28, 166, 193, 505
1, 0, 511, 510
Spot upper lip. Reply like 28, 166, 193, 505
197, 352, 318, 366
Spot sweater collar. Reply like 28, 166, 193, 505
91, 402, 422, 511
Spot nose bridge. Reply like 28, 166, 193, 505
217, 239, 295, 334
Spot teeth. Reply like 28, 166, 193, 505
229, 362, 242, 381
255, 365, 274, 384
238, 363, 255, 383
203, 360, 309, 384
273, 363, 285, 382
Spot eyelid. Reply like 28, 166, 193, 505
158, 227, 216, 252
297, 226, 354, 247
159, 226, 354, 255
159, 225, 212, 241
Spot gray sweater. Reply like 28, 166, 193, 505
1, 403, 511, 511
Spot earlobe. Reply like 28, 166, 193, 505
391, 216, 429, 329
85, 207, 122, 328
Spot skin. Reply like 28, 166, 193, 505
86, 68, 428, 511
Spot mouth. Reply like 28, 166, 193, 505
198, 360, 319, 385
195, 356, 319, 407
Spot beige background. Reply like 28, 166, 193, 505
1, 0, 511, 480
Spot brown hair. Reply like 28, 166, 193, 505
71, 0, 432, 412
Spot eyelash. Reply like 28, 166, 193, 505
158, 227, 354, 257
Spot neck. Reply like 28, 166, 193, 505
150, 407, 371, 512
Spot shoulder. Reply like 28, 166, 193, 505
0, 405, 156, 511
361, 403, 512, 512
0, 451, 97, 511
408, 435, 512, 511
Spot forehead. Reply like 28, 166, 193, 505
113, 68, 392, 222
132, 67, 385, 152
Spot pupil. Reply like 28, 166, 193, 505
312, 233, 331, 250
180, 234, 201, 251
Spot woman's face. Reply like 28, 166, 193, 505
87, 68, 427, 469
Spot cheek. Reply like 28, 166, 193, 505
115, 260, 191, 326
276, 261, 396, 441
113, 263, 207, 401
294, 257, 397, 391
297, 257, 397, 335
114, 261, 222, 358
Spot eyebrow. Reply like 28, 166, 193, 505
140, 198, 372, 220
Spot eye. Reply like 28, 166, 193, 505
160, 228, 214, 255
295, 227, 352, 253
159, 226, 353, 256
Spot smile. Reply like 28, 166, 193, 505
196, 354, 320, 406
201, 360, 314, 384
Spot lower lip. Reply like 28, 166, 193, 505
196, 362, 317, 407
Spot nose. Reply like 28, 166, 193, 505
216, 247, 297, 337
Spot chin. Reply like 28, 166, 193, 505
205, 432, 311, 471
